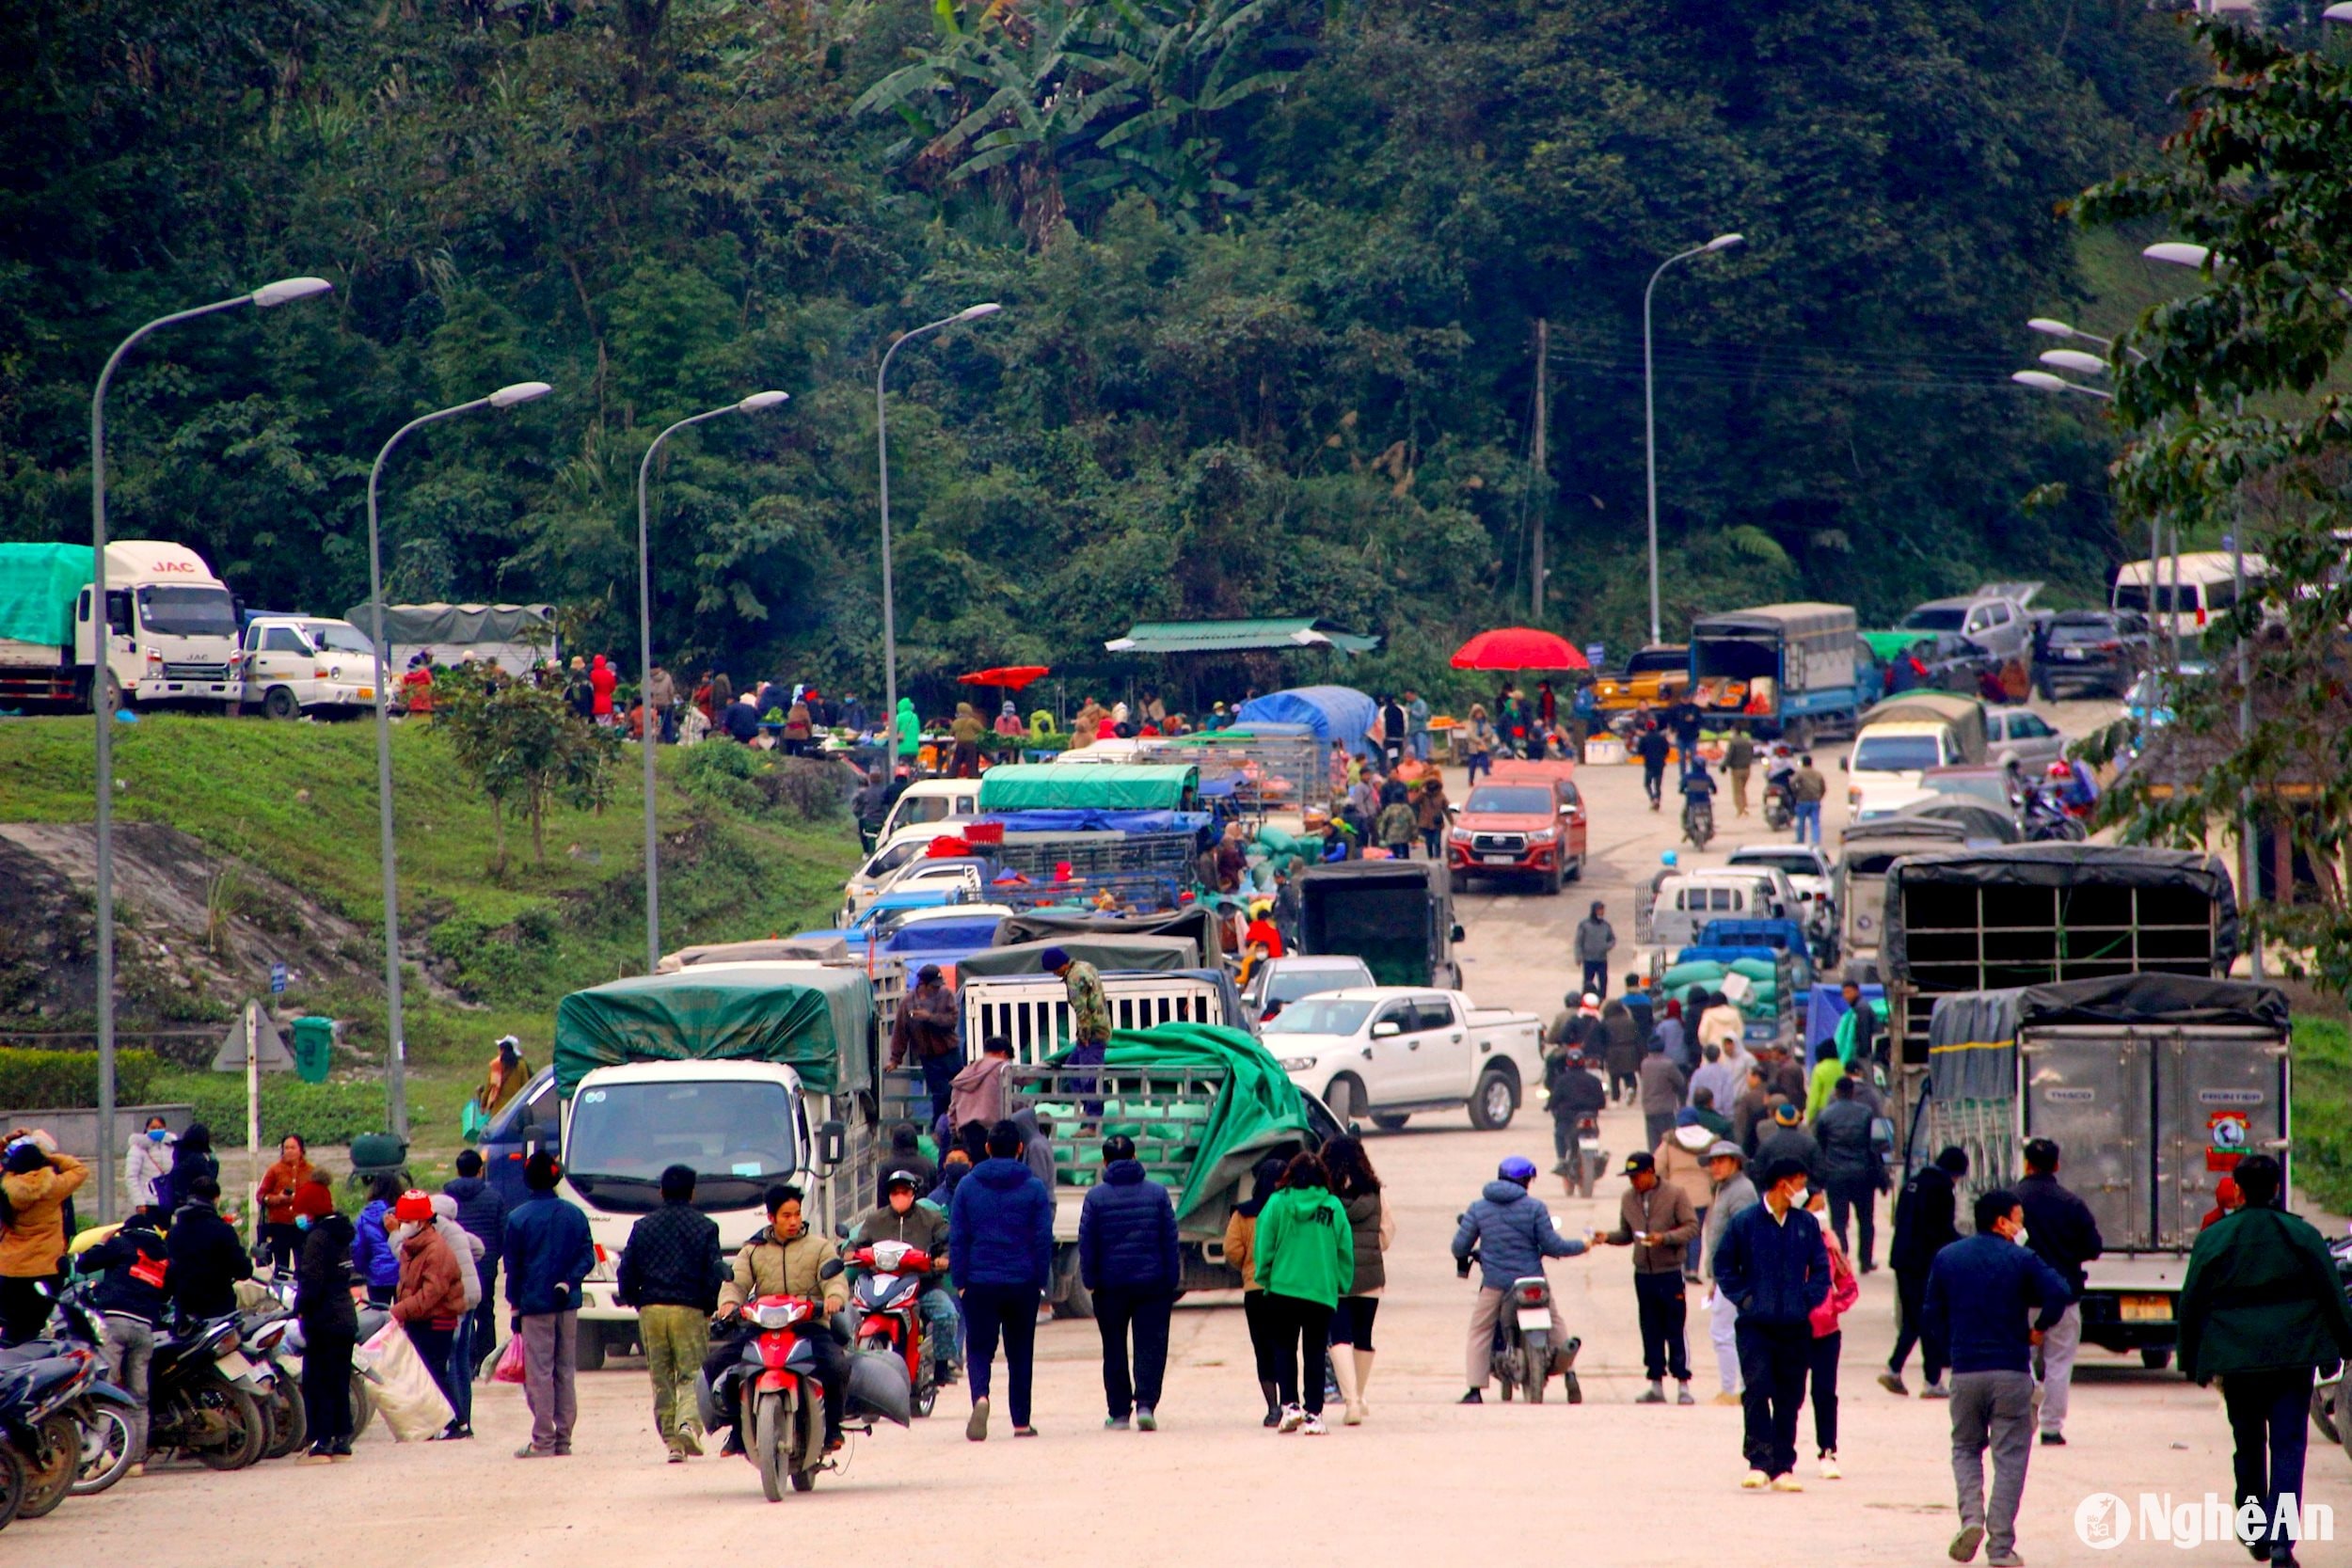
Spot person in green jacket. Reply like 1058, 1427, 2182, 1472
1252, 1149, 1353, 1436
894, 697, 921, 764
2177, 1154, 2352, 1568
1805, 985, 1882, 1121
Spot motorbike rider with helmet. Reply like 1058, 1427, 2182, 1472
1450, 1156, 1589, 1402
846, 1170, 961, 1381
707, 1184, 851, 1453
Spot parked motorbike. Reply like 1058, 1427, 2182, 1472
17, 1286, 141, 1500
1461, 1250, 1581, 1404
0, 1350, 96, 1521
2309, 1231, 2352, 1464
698, 1264, 911, 1501
849, 1241, 944, 1419
144, 1313, 267, 1470
1682, 795, 1715, 850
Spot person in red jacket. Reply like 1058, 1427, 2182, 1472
589, 654, 617, 724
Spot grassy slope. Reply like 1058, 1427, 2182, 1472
2293, 1018, 2352, 1213
0, 716, 860, 1169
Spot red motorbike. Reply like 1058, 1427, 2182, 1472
701, 1271, 912, 1502
850, 1241, 940, 1419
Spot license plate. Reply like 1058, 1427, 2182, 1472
2060, 648, 2085, 660
2119, 1294, 2172, 1322
1515, 1308, 1550, 1331
1482, 854, 1520, 865
217, 1350, 254, 1378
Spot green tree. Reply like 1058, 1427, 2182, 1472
435, 667, 622, 872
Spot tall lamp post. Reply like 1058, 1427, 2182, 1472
876, 304, 1002, 732
634, 390, 789, 974
363, 381, 552, 1137
1643, 234, 1743, 645
88, 275, 333, 1221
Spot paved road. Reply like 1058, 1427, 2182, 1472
50, 699, 2349, 1566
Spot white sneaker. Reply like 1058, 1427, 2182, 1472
1740, 1468, 1771, 1490
1819, 1450, 1843, 1481
1301, 1413, 1327, 1436
1277, 1403, 1305, 1433
1771, 1474, 1805, 1493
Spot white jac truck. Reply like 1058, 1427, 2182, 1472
0, 540, 243, 711
1259, 987, 1543, 1132
543, 962, 877, 1370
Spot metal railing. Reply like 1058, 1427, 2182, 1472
962, 974, 1230, 1063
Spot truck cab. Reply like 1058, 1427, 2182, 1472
1260, 987, 1541, 1131
1447, 760, 1587, 894
870, 780, 984, 845
236, 614, 377, 720
1636, 869, 1796, 960
72, 542, 243, 710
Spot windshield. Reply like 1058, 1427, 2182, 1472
565, 1079, 799, 1212
1465, 785, 1555, 815
1852, 734, 1946, 772
1628, 650, 1685, 674
2114, 582, 2200, 614
136, 585, 237, 638
305, 621, 375, 657
1900, 607, 1967, 632
1925, 776, 2010, 811
1263, 998, 1375, 1036
1729, 850, 1820, 878
863, 841, 924, 880
1263, 963, 1373, 1005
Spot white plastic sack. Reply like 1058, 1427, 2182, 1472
360, 1320, 454, 1442
1718, 972, 1753, 1004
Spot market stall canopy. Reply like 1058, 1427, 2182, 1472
1232, 686, 1379, 758
1104, 618, 1379, 656
958, 665, 1051, 691
1450, 626, 1589, 672
343, 601, 557, 677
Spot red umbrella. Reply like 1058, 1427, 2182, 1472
958, 665, 1051, 692
1449, 627, 1588, 672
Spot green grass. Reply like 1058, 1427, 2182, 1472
2293, 1017, 2352, 1213
0, 717, 862, 1168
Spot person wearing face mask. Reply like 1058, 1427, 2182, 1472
850, 1170, 959, 1386
1709, 1157, 1831, 1493
1922, 1190, 2073, 1568
389, 1190, 469, 1426
125, 1117, 175, 1212
428, 1194, 485, 1439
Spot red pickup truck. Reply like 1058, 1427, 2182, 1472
1446, 760, 1589, 895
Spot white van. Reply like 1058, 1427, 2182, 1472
236, 614, 377, 720
871, 779, 983, 845
842, 819, 983, 917
2112, 552, 2266, 644
1844, 720, 1965, 819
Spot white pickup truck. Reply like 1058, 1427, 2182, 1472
1260, 988, 1542, 1132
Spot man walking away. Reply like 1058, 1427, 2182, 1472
1725, 730, 1756, 817
1078, 1134, 1180, 1431
2178, 1154, 2352, 1568
164, 1174, 249, 1322
504, 1151, 595, 1458
445, 1150, 507, 1379
1637, 722, 1671, 811
2013, 1139, 2102, 1448
1813, 1078, 1887, 1272
1710, 1156, 1830, 1491
892, 964, 963, 1122
949, 1121, 1055, 1441
616, 1164, 724, 1462
1701, 1143, 1757, 1406
1751, 1102, 1819, 1186
950, 1036, 1017, 1134
1884, 1146, 1968, 1398
1791, 754, 1827, 846
1925, 1190, 2072, 1566
1601, 1152, 1699, 1405
1573, 901, 1614, 1000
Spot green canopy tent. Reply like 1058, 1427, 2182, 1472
552, 963, 874, 1099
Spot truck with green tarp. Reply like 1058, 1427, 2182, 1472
976, 762, 1200, 814
547, 962, 877, 1368
1004, 1022, 1337, 1310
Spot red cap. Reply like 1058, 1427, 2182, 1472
393, 1189, 435, 1225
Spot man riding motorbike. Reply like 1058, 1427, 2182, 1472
846, 1171, 961, 1381
1545, 1049, 1607, 1196
707, 1184, 851, 1453
1450, 1156, 1589, 1402
1680, 758, 1720, 846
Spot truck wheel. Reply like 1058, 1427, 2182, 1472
1544, 863, 1564, 896
89, 670, 124, 717
263, 686, 300, 721
1326, 1075, 1365, 1124
575, 1326, 607, 1372
1468, 1069, 1517, 1132
1054, 1276, 1094, 1321
1371, 1114, 1410, 1132
2139, 1346, 2172, 1372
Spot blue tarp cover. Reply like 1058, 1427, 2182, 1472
1233, 687, 1379, 759
977, 810, 1213, 835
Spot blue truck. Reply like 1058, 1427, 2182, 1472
1687, 601, 1867, 748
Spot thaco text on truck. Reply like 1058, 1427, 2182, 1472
0, 541, 243, 711
531, 962, 878, 1369
1686, 602, 1868, 748
1916, 976, 2289, 1369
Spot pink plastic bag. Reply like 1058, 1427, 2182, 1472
493, 1334, 528, 1385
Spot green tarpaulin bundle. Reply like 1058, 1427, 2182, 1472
552, 963, 873, 1099
977, 763, 1200, 813
1053, 1022, 1315, 1234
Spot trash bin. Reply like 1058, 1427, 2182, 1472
291, 1016, 336, 1085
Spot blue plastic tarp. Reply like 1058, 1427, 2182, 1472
977, 810, 1214, 835
1804, 983, 1883, 1065
879, 916, 1008, 957
1233, 687, 1379, 759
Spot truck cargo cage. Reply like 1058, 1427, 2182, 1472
964, 973, 1234, 1064
1132, 733, 1330, 819
1003, 1063, 1232, 1190
988, 829, 1206, 881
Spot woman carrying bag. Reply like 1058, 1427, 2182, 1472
1222, 1156, 1290, 1428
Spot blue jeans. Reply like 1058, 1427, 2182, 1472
919, 1283, 963, 1369
1465, 751, 1491, 784
1793, 801, 1821, 845
446, 1308, 477, 1426
1410, 731, 1431, 762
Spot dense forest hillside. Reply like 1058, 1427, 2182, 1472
0, 0, 2200, 701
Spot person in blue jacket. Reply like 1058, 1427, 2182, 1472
503, 1152, 595, 1458
1711, 1155, 1832, 1491
1078, 1133, 1180, 1432
947, 1120, 1055, 1443
1451, 1155, 1588, 1402
351, 1173, 404, 1307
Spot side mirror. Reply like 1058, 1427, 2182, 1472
1371, 1021, 1401, 1039
818, 1258, 846, 1281
833, 1219, 850, 1239
1451, 924, 1467, 944
817, 1119, 848, 1168
1838, 757, 1850, 772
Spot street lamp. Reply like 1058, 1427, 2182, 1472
634, 390, 789, 974
88, 275, 332, 1221
876, 303, 1003, 736
2038, 349, 2111, 377
2143, 242, 2213, 271
363, 380, 552, 1137
1644, 233, 1743, 643
2010, 370, 2113, 401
